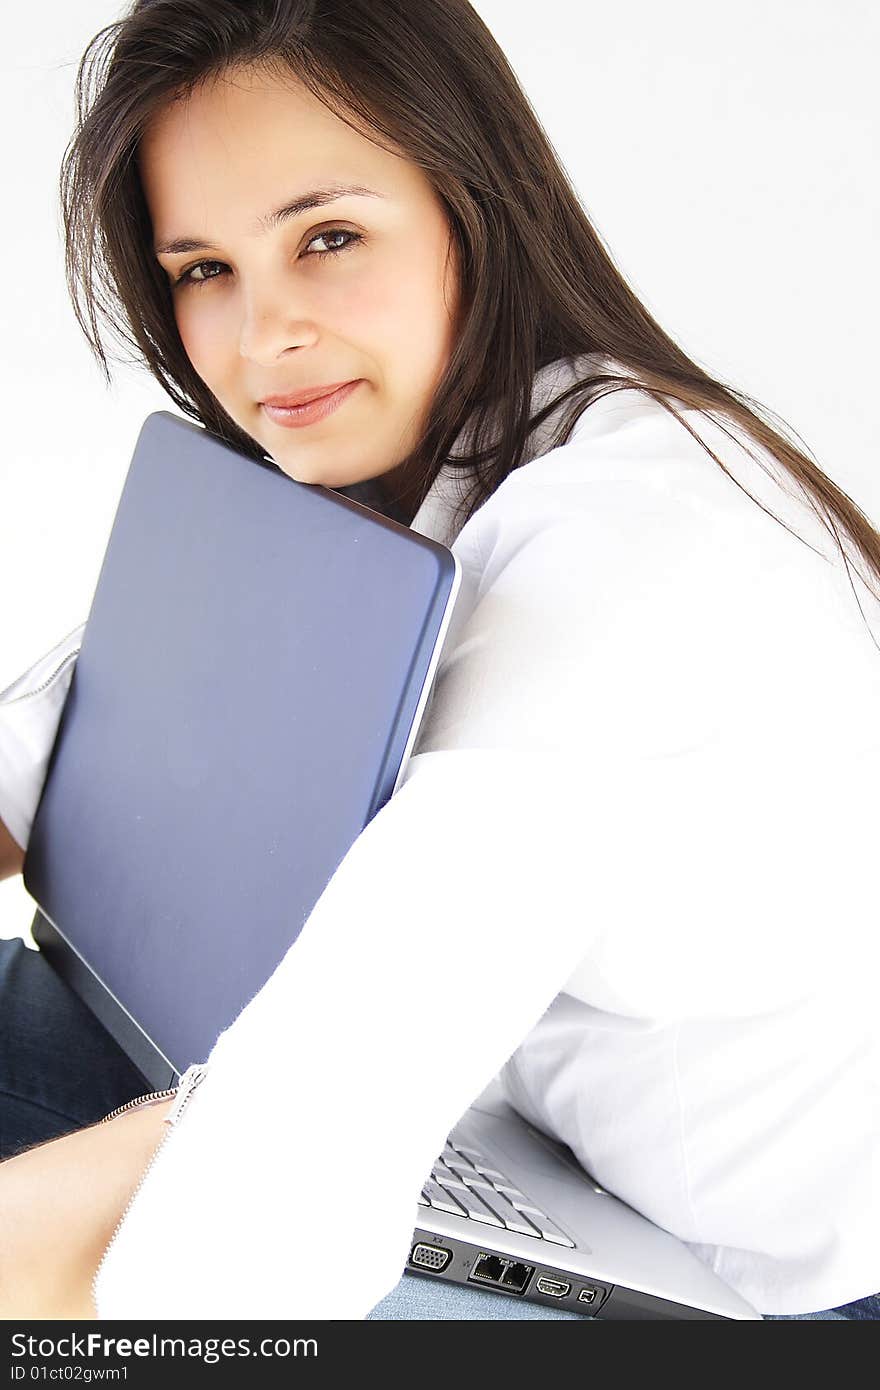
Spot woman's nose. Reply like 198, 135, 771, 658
237, 283, 319, 364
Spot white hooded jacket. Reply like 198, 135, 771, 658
1, 354, 878, 1317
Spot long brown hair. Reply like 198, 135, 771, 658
60, 0, 880, 641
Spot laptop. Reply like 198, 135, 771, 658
24, 410, 461, 1085
402, 1072, 760, 1319
22, 411, 759, 1321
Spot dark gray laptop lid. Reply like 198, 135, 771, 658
24, 411, 460, 1086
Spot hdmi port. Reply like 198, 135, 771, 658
536, 1276, 571, 1298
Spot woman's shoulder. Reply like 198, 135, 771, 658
495, 378, 813, 534
460, 377, 880, 662
473, 374, 850, 582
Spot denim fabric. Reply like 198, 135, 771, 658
0, 936, 875, 1321
0, 935, 150, 1160
368, 1281, 879, 1321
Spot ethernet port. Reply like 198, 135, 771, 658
499, 1262, 534, 1294
468, 1254, 535, 1294
470, 1254, 507, 1284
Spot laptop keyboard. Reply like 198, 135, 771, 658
417, 1136, 575, 1247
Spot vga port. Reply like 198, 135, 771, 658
410, 1243, 452, 1272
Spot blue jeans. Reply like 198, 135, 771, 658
1, 936, 876, 1321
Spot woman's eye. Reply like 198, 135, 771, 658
175, 260, 225, 289
306, 228, 362, 258
174, 228, 362, 290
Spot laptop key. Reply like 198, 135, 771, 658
441, 1152, 479, 1176
529, 1222, 575, 1248
452, 1147, 519, 1188
470, 1165, 511, 1183
440, 1146, 460, 1164
495, 1182, 534, 1204
455, 1172, 494, 1191
447, 1136, 576, 1244
431, 1161, 469, 1188
417, 1191, 430, 1207
422, 1180, 469, 1216
459, 1179, 545, 1237
436, 1181, 504, 1227
504, 1194, 548, 1217
448, 1141, 490, 1164
503, 1201, 575, 1247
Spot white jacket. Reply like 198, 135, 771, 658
2, 355, 878, 1317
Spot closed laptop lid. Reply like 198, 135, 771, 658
24, 411, 461, 1083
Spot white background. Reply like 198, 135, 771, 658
1, 0, 877, 939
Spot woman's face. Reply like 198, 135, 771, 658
139, 64, 460, 492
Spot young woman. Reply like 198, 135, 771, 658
0, 0, 877, 1321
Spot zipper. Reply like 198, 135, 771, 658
98, 1086, 178, 1125
90, 1062, 209, 1316
0, 648, 81, 705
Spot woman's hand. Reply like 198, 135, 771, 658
0, 1098, 174, 1319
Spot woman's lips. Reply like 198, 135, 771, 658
260, 379, 362, 428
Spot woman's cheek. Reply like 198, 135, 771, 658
328, 268, 387, 329
175, 300, 227, 380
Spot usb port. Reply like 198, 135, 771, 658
536, 1276, 571, 1298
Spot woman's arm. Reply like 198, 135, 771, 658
92, 746, 602, 1319
87, 482, 675, 1320
0, 814, 24, 881
0, 1098, 174, 1319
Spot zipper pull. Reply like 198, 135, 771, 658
164, 1062, 209, 1127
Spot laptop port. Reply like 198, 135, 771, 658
470, 1254, 506, 1284
577, 1286, 599, 1305
499, 1262, 534, 1293
536, 1276, 571, 1298
410, 1243, 452, 1273
469, 1254, 534, 1294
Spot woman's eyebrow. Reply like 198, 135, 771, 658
153, 183, 385, 256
